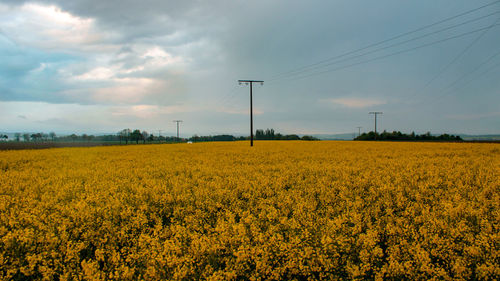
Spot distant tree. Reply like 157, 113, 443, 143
255, 129, 264, 140
141, 131, 148, 144
301, 135, 319, 141
191, 135, 200, 143
117, 131, 123, 144
14, 133, 21, 142
354, 132, 377, 140
130, 129, 143, 144
265, 128, 275, 140
49, 132, 56, 141
213, 135, 235, 141
70, 134, 78, 142
23, 133, 30, 142
119, 129, 131, 144
1, 135, 8, 141
31, 133, 42, 142
188, 134, 236, 142
354, 130, 462, 141
185, 129, 320, 143
255, 128, 277, 140
99, 134, 119, 142
423, 132, 432, 140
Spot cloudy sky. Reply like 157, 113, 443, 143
0, 0, 499, 136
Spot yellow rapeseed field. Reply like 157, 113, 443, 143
0, 141, 498, 280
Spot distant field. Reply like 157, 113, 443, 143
1, 139, 499, 151
0, 142, 120, 150
0, 141, 498, 280
0, 141, 186, 150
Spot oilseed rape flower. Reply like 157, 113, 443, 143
0, 141, 498, 280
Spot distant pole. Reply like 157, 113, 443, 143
173, 120, 183, 141
158, 130, 162, 143
238, 80, 264, 147
369, 112, 383, 140
356, 126, 362, 137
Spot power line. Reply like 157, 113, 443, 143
432, 48, 500, 102
218, 87, 244, 109
419, 47, 500, 109
472, 56, 500, 80
218, 3, 500, 135
268, 11, 500, 83
268, 0, 500, 81
405, 16, 500, 104
279, 24, 499, 82
216, 85, 240, 107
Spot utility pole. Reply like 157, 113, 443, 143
369, 112, 383, 140
238, 80, 264, 147
158, 130, 162, 143
356, 126, 362, 137
173, 120, 183, 141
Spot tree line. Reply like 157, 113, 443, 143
255, 128, 319, 140
354, 131, 462, 141
6, 129, 465, 143
10, 132, 58, 142
189, 129, 319, 142
8, 130, 185, 144
6, 128, 319, 144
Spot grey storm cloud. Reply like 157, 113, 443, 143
3, 0, 225, 45
0, 0, 499, 135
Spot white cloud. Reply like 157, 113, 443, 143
90, 78, 161, 104
56, 77, 163, 105
1, 3, 106, 50
29, 63, 47, 73
324, 97, 386, 108
0, 1, 189, 106
69, 45, 185, 80
74, 67, 115, 80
